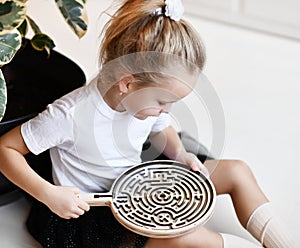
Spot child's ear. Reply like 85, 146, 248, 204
118, 74, 134, 94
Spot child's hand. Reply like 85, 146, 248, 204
42, 185, 90, 219
176, 152, 210, 177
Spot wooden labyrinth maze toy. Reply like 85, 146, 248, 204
80, 160, 216, 238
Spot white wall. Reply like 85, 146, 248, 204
26, 0, 300, 245
184, 0, 300, 40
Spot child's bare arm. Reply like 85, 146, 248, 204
149, 125, 184, 159
0, 125, 48, 198
149, 126, 209, 175
0, 125, 89, 218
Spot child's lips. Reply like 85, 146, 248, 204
134, 114, 159, 120
134, 114, 147, 120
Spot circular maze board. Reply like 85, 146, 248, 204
111, 161, 216, 238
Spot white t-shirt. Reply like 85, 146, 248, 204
21, 77, 171, 192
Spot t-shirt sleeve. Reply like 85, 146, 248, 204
21, 99, 73, 155
150, 113, 171, 132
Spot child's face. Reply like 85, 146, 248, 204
121, 78, 192, 120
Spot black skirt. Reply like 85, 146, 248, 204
26, 199, 148, 248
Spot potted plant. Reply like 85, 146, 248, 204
0, 0, 88, 204
0, 0, 88, 120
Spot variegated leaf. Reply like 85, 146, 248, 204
0, 29, 22, 66
55, 0, 88, 38
26, 16, 55, 54
31, 33, 55, 56
0, 0, 27, 35
26, 15, 41, 34
17, 17, 28, 37
0, 69, 7, 121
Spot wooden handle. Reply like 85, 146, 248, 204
79, 192, 112, 206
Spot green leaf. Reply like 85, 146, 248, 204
17, 18, 28, 37
26, 16, 55, 55
26, 15, 41, 34
0, 69, 7, 122
0, 29, 22, 66
31, 33, 55, 55
0, 0, 27, 35
55, 0, 88, 38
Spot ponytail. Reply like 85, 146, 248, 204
99, 0, 206, 84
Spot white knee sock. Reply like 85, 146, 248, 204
246, 202, 296, 248
221, 233, 262, 248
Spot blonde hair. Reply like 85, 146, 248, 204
99, 0, 206, 85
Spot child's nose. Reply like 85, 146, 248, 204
160, 109, 168, 114
160, 103, 173, 113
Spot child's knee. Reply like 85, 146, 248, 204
226, 160, 257, 186
145, 236, 191, 248
145, 237, 182, 248
145, 228, 222, 248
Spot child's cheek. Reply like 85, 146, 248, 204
135, 109, 161, 118
122, 96, 160, 117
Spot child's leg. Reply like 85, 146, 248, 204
204, 159, 295, 248
246, 202, 295, 248
144, 227, 262, 248
144, 226, 223, 248
221, 233, 262, 248
204, 159, 268, 226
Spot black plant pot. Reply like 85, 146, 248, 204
0, 40, 86, 205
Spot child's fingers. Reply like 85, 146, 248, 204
188, 154, 204, 171
77, 199, 90, 212
68, 187, 90, 215
190, 161, 204, 171
72, 207, 85, 217
69, 186, 81, 195
69, 213, 80, 219
192, 163, 210, 178
200, 166, 210, 178
188, 155, 210, 178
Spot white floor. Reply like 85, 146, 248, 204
0, 197, 41, 248
0, 0, 299, 247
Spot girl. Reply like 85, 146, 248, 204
0, 0, 295, 247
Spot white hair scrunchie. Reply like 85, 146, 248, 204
153, 0, 184, 21
165, 0, 184, 21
